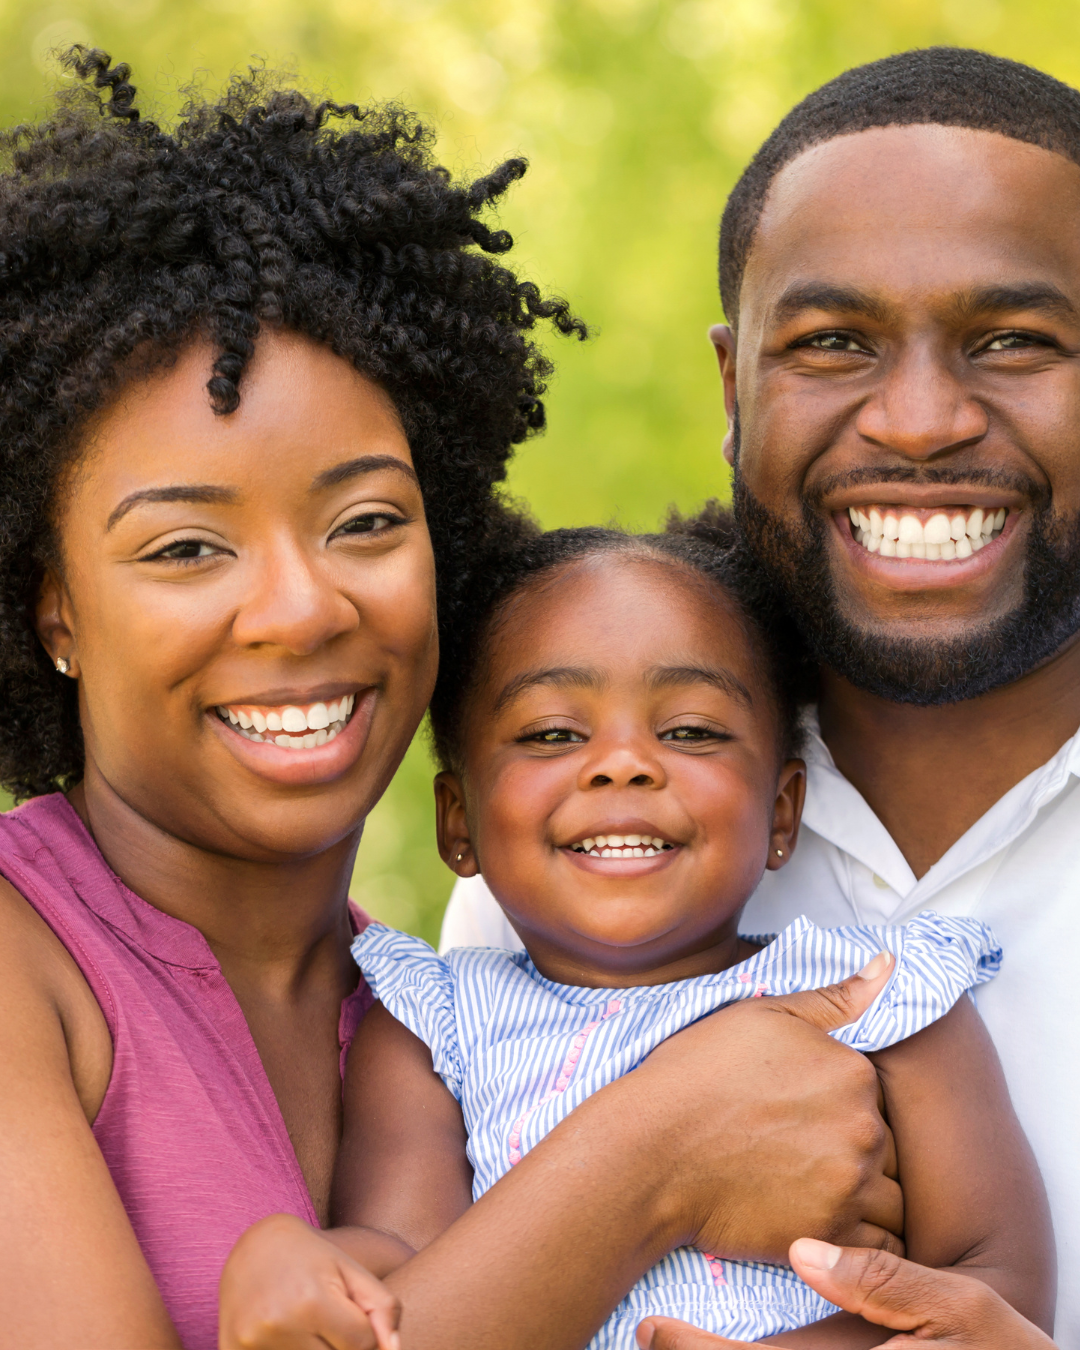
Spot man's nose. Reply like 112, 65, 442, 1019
230, 538, 359, 655
580, 733, 667, 791
854, 345, 989, 460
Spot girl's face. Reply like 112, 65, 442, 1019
436, 554, 805, 987
37, 331, 438, 861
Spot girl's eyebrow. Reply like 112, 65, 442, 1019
493, 666, 604, 713
646, 664, 753, 706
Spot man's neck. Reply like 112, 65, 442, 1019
817, 633, 1080, 879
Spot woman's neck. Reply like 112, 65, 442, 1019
68, 770, 361, 999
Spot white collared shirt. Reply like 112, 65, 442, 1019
439, 713, 1080, 1342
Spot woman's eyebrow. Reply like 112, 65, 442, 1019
493, 666, 605, 713
106, 484, 236, 531
646, 664, 753, 706
311, 454, 420, 491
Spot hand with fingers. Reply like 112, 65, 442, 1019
634, 1239, 1058, 1350
218, 1213, 401, 1350
637, 952, 904, 1265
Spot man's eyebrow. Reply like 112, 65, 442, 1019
948, 283, 1078, 322
772, 283, 894, 325
311, 454, 420, 492
106, 484, 237, 531
646, 664, 753, 707
493, 666, 605, 713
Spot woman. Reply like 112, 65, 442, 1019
0, 49, 1012, 1350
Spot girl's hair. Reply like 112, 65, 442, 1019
429, 499, 811, 773
0, 50, 585, 800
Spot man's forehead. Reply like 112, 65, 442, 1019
741, 124, 1080, 318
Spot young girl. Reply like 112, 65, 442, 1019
222, 506, 1053, 1347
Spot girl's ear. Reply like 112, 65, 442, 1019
766, 758, 806, 870
434, 771, 478, 877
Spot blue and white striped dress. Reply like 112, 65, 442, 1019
352, 911, 1000, 1345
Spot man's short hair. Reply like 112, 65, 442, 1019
719, 47, 1080, 325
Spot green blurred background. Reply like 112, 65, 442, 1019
3, 0, 1078, 940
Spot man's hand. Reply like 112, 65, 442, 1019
634, 1239, 1058, 1350
219, 1213, 401, 1350
639, 952, 904, 1263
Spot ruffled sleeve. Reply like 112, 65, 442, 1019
350, 923, 465, 1099
832, 911, 1002, 1054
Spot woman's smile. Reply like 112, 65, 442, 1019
208, 687, 377, 786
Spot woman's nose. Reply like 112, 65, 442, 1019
230, 539, 359, 655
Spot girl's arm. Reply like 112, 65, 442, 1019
764, 994, 1055, 1347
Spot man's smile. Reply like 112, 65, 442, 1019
846, 503, 1007, 560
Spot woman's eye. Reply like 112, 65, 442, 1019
146, 539, 219, 561
332, 512, 403, 538
804, 332, 867, 353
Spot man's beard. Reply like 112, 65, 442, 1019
732, 469, 1080, 708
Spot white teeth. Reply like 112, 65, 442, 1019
266, 712, 283, 731
849, 507, 859, 525
924, 513, 951, 545
315, 728, 328, 746
228, 709, 239, 725
281, 706, 306, 733
607, 834, 625, 847
898, 515, 923, 544
955, 535, 972, 559
601, 848, 613, 857
868, 508, 883, 537
994, 508, 1006, 531
896, 541, 912, 558
950, 513, 966, 541
307, 703, 330, 730
328, 699, 340, 723
237, 710, 253, 729
880, 537, 897, 557
883, 511, 900, 541
251, 710, 267, 733
302, 733, 316, 749
970, 533, 985, 551
966, 508, 984, 539
922, 543, 938, 560
625, 833, 641, 845
940, 540, 956, 561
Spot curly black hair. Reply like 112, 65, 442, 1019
428, 499, 810, 776
0, 48, 586, 800
720, 47, 1080, 325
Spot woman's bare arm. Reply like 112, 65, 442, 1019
765, 995, 1055, 1347
0, 879, 180, 1349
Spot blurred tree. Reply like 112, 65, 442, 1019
1, 0, 1075, 939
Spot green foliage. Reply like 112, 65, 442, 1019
3, 0, 1075, 939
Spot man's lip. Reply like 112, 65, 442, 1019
207, 687, 376, 786
824, 487, 1025, 513
833, 509, 1019, 588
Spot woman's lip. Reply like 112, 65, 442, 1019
207, 687, 376, 786
561, 845, 682, 877
833, 509, 1020, 590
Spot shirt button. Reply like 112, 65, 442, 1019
872, 873, 890, 889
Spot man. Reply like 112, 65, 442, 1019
443, 47, 1080, 1343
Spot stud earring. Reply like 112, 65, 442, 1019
55, 657, 70, 675
775, 848, 783, 858
456, 853, 464, 863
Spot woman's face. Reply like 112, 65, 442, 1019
39, 331, 438, 860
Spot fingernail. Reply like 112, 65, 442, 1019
792, 1237, 842, 1271
857, 951, 891, 980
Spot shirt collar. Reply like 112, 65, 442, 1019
798, 707, 1080, 901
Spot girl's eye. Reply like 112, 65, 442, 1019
661, 726, 725, 743
145, 539, 220, 561
524, 728, 585, 744
332, 512, 404, 539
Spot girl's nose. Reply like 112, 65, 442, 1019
580, 736, 666, 791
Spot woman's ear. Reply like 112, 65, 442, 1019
708, 323, 738, 467
35, 567, 79, 678
434, 771, 478, 877
766, 758, 806, 870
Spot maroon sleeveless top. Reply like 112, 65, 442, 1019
0, 793, 372, 1350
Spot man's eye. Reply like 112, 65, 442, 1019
805, 332, 866, 352
147, 539, 218, 561
982, 332, 1042, 351
333, 512, 402, 537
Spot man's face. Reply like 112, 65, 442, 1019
717, 124, 1080, 703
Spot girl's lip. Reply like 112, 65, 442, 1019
833, 508, 1020, 590
207, 687, 376, 786
560, 845, 682, 877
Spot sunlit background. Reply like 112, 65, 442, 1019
4, 0, 1079, 940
